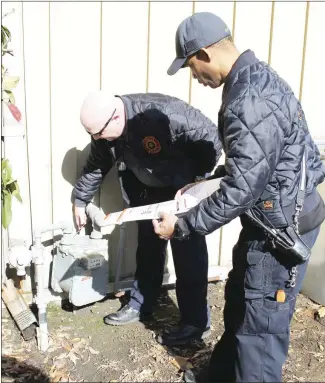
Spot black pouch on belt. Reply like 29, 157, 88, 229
273, 225, 310, 263
246, 208, 310, 264
245, 149, 311, 265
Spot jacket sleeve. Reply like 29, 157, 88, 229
178, 96, 285, 235
73, 138, 115, 207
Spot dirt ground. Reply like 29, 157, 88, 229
2, 282, 325, 382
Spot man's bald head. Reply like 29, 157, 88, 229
80, 91, 125, 140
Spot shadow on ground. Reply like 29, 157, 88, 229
62, 283, 214, 381
1, 355, 50, 383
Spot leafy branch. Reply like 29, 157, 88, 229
1, 9, 22, 122
1, 159, 22, 229
1, 10, 23, 229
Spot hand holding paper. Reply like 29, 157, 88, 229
152, 212, 178, 240
102, 178, 221, 226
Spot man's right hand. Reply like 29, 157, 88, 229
74, 205, 87, 231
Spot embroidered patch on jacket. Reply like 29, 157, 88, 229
142, 136, 161, 154
263, 201, 274, 210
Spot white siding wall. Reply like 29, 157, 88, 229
2, 2, 325, 295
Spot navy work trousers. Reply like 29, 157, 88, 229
209, 223, 320, 382
120, 170, 210, 329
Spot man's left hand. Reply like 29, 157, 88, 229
152, 212, 178, 240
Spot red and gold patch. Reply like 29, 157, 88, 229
263, 201, 273, 210
142, 136, 161, 154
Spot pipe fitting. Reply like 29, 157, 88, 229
9, 246, 32, 277
33, 221, 73, 243
31, 245, 44, 265
86, 204, 108, 227
86, 203, 116, 235
29, 221, 74, 353
90, 224, 103, 239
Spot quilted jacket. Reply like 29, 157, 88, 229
179, 50, 325, 235
74, 93, 222, 207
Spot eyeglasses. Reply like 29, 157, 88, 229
88, 108, 116, 137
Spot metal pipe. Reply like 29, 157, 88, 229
31, 221, 73, 352
33, 258, 48, 351
9, 246, 32, 276
85, 201, 126, 294
31, 241, 48, 351
33, 221, 73, 241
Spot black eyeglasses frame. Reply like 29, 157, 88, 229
88, 108, 117, 137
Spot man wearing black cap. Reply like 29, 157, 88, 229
154, 12, 325, 383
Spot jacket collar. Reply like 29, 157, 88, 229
223, 50, 259, 97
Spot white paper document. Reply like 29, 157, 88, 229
103, 178, 221, 225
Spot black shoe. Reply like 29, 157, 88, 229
103, 304, 152, 326
156, 324, 211, 346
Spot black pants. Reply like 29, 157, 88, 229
121, 170, 210, 329
209, 224, 320, 382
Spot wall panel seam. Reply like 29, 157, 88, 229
21, 2, 33, 241
188, 1, 195, 105
232, 1, 237, 41
299, 1, 310, 102
268, 1, 275, 65
145, 1, 151, 93
100, 2, 103, 91
49, 2, 54, 225
98, 2, 103, 206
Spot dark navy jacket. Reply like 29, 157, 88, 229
179, 50, 325, 235
74, 93, 222, 207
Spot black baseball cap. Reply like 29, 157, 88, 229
168, 12, 231, 76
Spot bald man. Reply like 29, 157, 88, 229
73, 91, 222, 346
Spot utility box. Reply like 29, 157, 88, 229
51, 235, 109, 307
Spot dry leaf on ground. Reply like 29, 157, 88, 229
49, 366, 70, 383
138, 369, 152, 378
170, 356, 193, 371
53, 358, 67, 370
56, 332, 70, 339
71, 338, 88, 357
88, 346, 99, 355
55, 353, 68, 361
64, 344, 72, 351
82, 353, 90, 365
68, 351, 79, 366
47, 347, 58, 353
